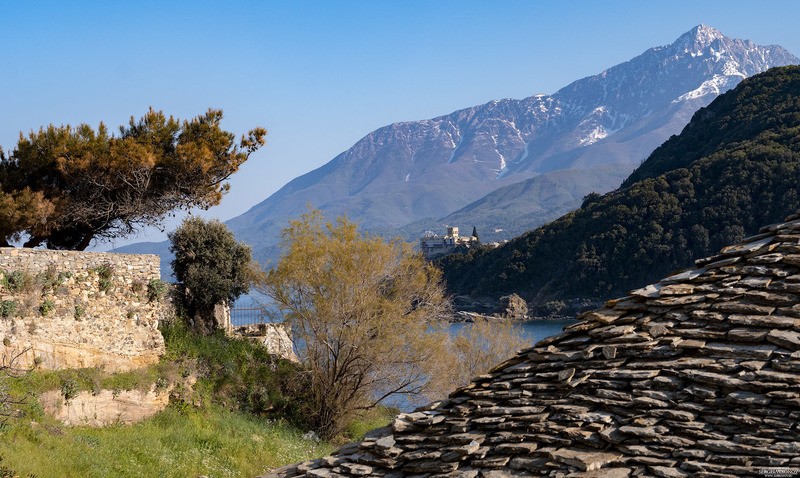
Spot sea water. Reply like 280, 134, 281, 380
449, 318, 576, 346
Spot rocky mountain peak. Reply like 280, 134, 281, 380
122, 27, 799, 270
677, 23, 726, 48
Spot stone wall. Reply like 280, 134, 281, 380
40, 387, 171, 427
0, 248, 168, 372
234, 323, 298, 362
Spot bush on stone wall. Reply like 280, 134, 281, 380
1, 271, 35, 294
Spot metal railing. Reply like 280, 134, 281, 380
230, 307, 270, 327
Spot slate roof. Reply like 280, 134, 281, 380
262, 213, 800, 478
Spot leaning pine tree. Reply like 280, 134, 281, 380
0, 108, 265, 250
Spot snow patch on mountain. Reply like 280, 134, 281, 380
674, 74, 740, 102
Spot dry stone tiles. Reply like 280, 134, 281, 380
262, 213, 800, 477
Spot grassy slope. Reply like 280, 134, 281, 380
0, 321, 396, 477
1, 406, 332, 478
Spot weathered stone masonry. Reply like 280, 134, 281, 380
0, 248, 167, 372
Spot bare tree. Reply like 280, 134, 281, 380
0, 347, 32, 421
259, 210, 451, 439
425, 317, 530, 400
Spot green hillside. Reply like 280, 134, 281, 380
439, 65, 800, 313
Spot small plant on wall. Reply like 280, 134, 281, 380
130, 280, 145, 295
40, 264, 70, 292
91, 263, 115, 292
74, 304, 86, 321
1, 270, 35, 293
147, 279, 167, 302
0, 300, 17, 319
39, 299, 55, 316
61, 379, 78, 401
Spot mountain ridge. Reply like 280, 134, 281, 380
118, 26, 799, 272
229, 24, 798, 254
439, 65, 800, 315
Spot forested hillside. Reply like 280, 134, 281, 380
439, 66, 800, 314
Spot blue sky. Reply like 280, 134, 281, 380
1, 1, 799, 247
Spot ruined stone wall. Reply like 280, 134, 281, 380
0, 248, 168, 372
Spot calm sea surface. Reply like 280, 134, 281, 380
449, 318, 576, 346
235, 294, 577, 344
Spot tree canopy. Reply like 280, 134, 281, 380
0, 108, 266, 250
170, 217, 258, 333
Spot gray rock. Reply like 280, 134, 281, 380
766, 329, 800, 350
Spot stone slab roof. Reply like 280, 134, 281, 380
262, 213, 800, 477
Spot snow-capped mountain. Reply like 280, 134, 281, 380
120, 25, 798, 265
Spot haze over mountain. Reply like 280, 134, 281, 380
119, 25, 798, 269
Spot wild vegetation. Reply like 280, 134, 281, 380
0, 109, 265, 250
0, 212, 528, 475
0, 318, 397, 477
170, 216, 260, 333
260, 211, 450, 439
259, 210, 530, 439
439, 65, 800, 314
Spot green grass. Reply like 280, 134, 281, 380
5, 364, 173, 406
343, 406, 398, 443
0, 405, 332, 478
0, 320, 401, 476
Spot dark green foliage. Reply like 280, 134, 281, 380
581, 192, 602, 208
623, 66, 800, 186
73, 305, 85, 321
169, 217, 256, 320
439, 66, 800, 312
91, 263, 114, 292
60, 379, 78, 401
159, 320, 310, 426
38, 300, 55, 317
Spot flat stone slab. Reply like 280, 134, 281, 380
549, 449, 622, 471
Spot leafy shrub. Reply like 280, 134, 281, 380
1, 271, 34, 293
60, 379, 78, 401
0, 301, 17, 319
91, 264, 114, 292
40, 265, 70, 291
160, 320, 308, 425
39, 300, 55, 317
73, 305, 85, 321
130, 280, 145, 294
147, 279, 167, 302
169, 218, 258, 332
